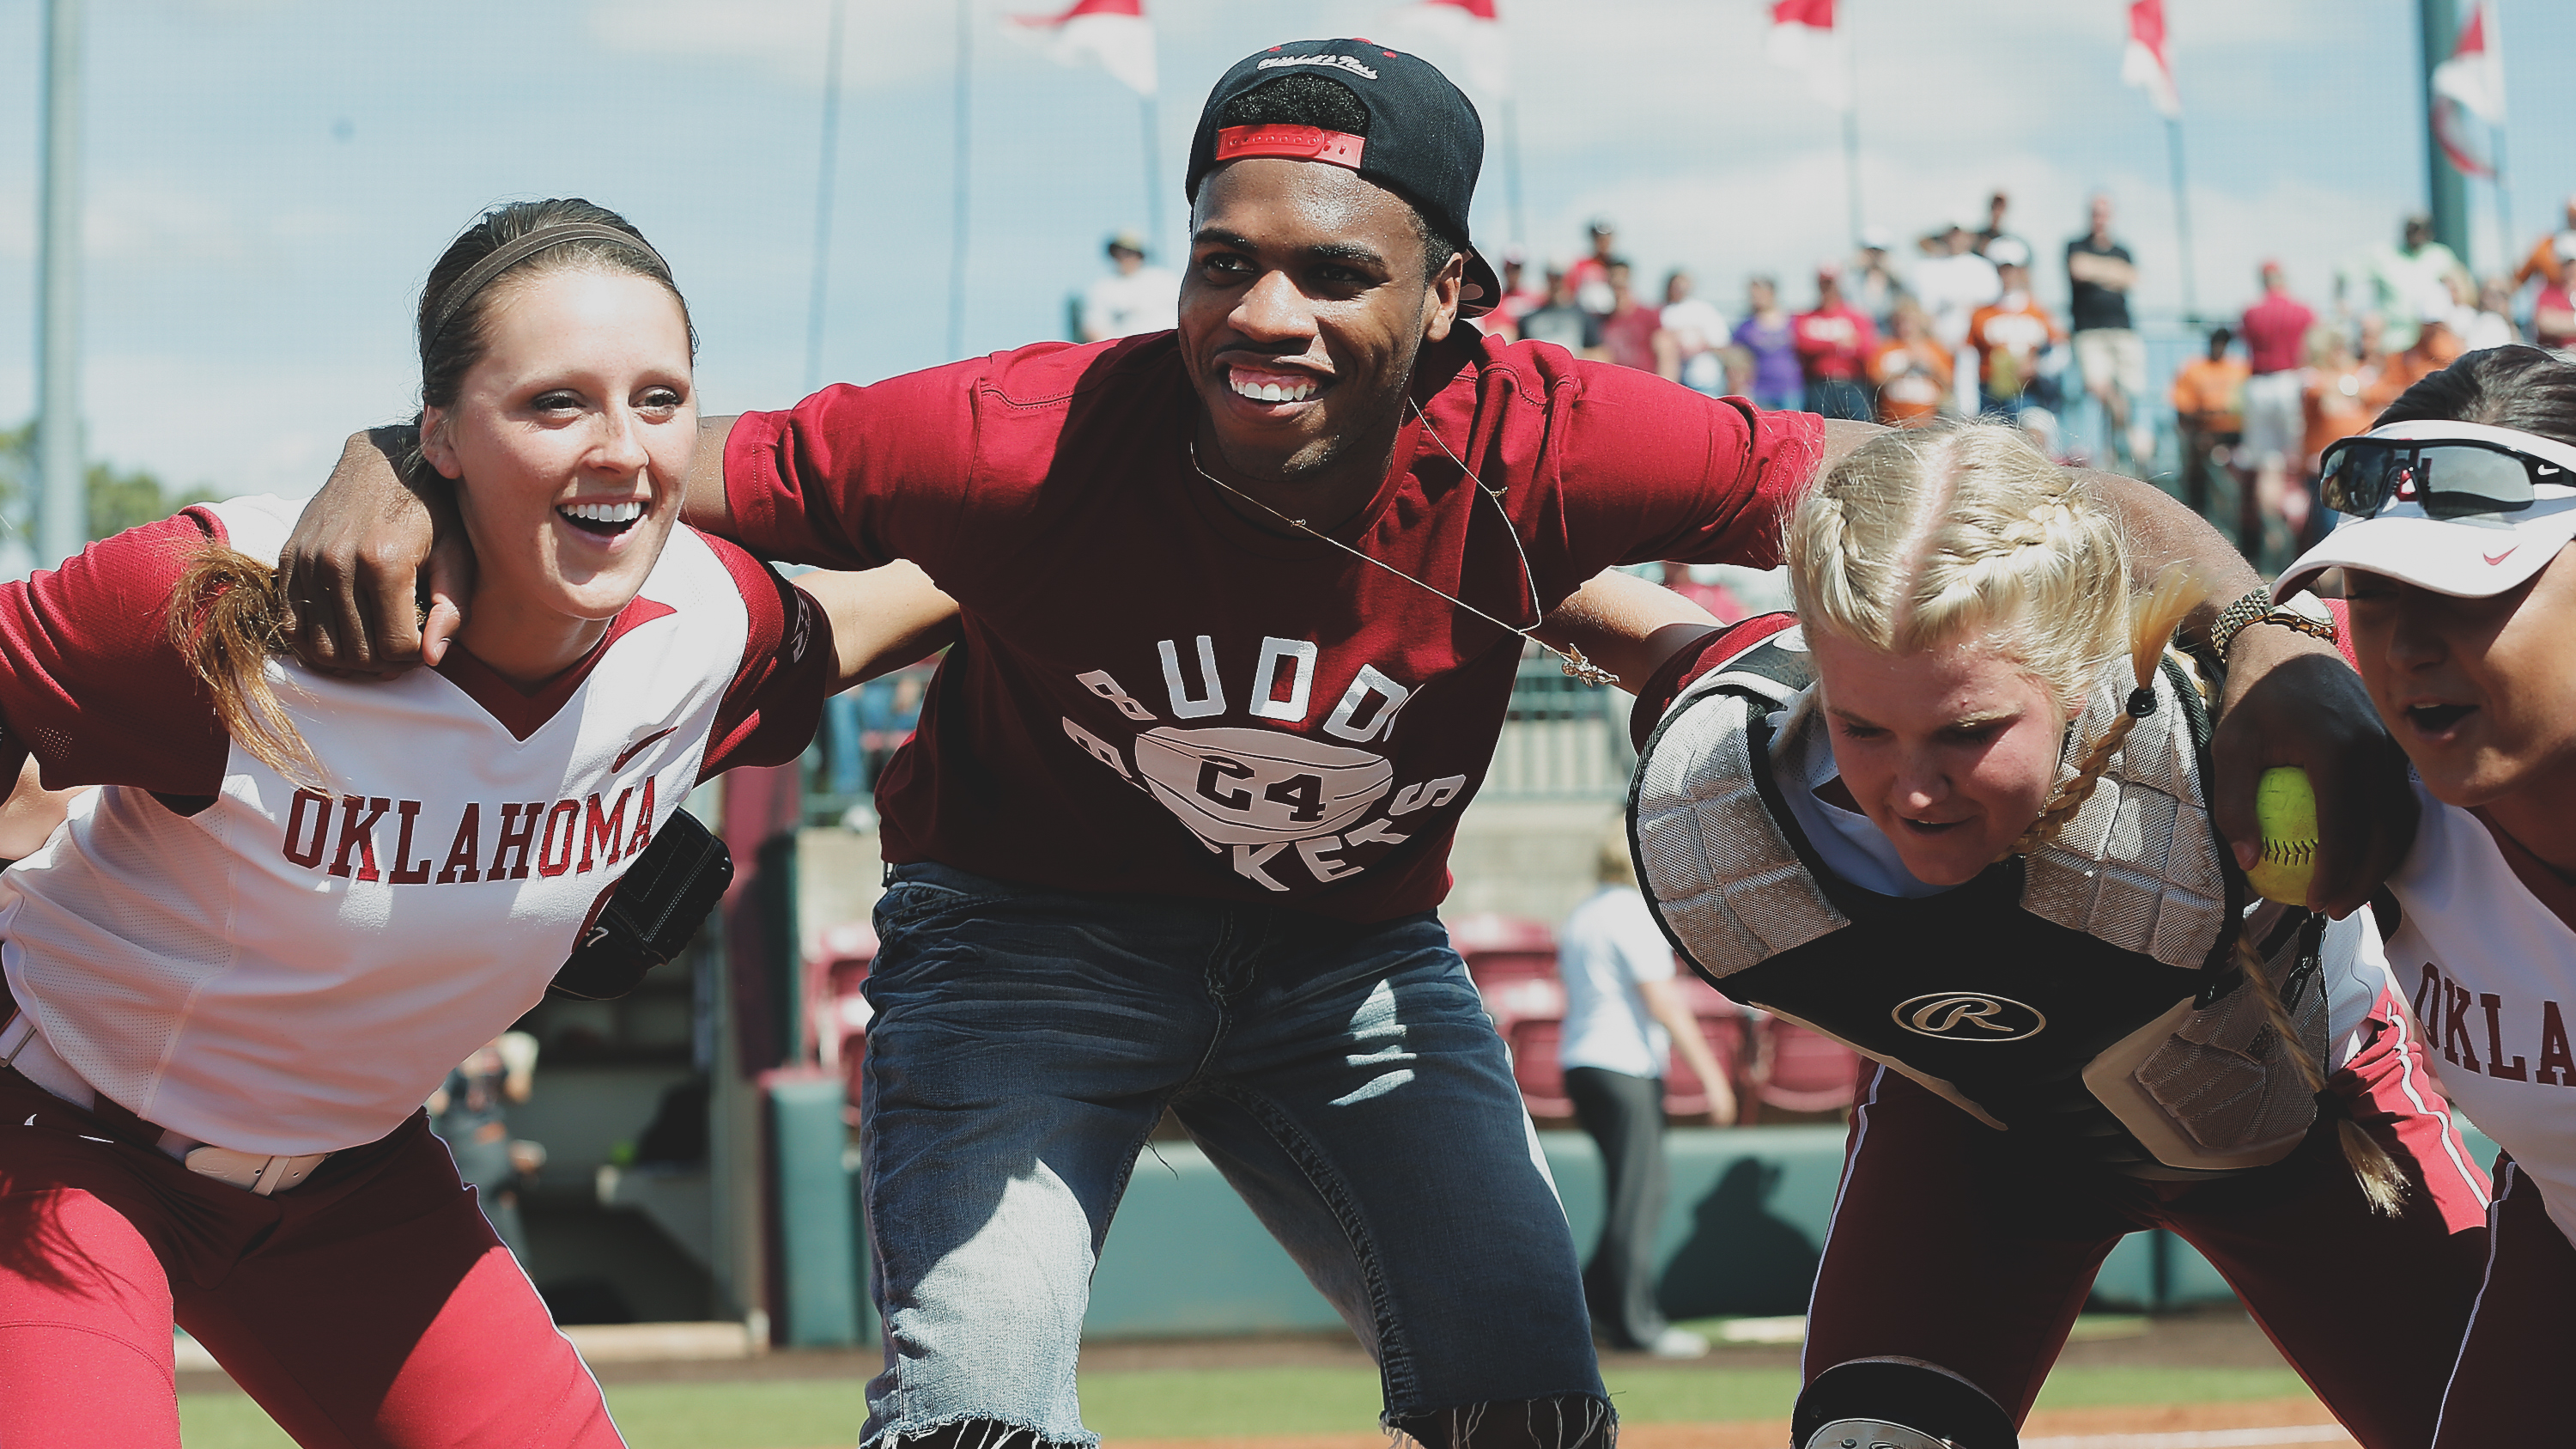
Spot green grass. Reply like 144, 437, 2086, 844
177, 1362, 2320, 1447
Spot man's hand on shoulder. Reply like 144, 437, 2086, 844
278, 426, 468, 678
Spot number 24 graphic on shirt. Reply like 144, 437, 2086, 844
1057, 633, 1468, 889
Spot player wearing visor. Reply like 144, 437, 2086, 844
1625, 423, 2491, 1449
282, 46, 2415, 1449
2275, 345, 2576, 1445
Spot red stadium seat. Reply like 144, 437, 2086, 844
1750, 1017, 1865, 1117
1507, 1019, 1575, 1120
1662, 1008, 1751, 1120
1449, 913, 1558, 989
806, 921, 880, 1123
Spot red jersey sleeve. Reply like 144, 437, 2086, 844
696, 535, 835, 782
720, 356, 999, 575
1549, 361, 1826, 575
1629, 612, 1801, 752
0, 511, 229, 795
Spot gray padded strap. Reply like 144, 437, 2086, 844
2019, 655, 2227, 970
1632, 685, 1847, 980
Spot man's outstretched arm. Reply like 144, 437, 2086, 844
279, 416, 739, 675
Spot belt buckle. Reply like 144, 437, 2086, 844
184, 1146, 328, 1196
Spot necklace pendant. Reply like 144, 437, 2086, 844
1554, 645, 1616, 688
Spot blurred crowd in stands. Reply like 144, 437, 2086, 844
1467, 194, 2576, 573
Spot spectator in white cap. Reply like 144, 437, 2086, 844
1569, 215, 1619, 316
1080, 228, 1180, 342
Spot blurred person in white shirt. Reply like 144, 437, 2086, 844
1659, 270, 1730, 397
1558, 820, 1735, 1359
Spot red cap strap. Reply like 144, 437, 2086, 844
1213, 124, 1367, 170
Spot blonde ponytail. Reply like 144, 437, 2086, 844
167, 546, 324, 789
2231, 926, 2410, 1215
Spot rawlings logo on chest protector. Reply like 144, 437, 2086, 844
1895, 992, 2048, 1042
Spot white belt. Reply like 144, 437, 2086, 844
0, 1012, 330, 1196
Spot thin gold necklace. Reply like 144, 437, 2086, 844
1187, 399, 1613, 686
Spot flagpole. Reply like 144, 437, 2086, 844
2485, 3, 2513, 275
2165, 117, 2198, 324
804, 0, 848, 393
1841, 9, 1862, 246
1139, 94, 1165, 261
949, 0, 974, 360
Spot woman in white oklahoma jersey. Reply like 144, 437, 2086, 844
1626, 423, 2491, 1449
2273, 345, 2576, 1444
0, 200, 954, 1449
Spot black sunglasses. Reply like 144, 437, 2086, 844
2320, 436, 2574, 521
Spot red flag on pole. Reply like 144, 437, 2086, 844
1005, 0, 1157, 97
1765, 0, 1848, 110
2431, 1, 2504, 178
1384, 0, 1510, 97
2122, 0, 2180, 119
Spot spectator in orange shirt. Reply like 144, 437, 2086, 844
2512, 196, 2576, 352
1870, 299, 1953, 428
2170, 326, 2249, 521
1965, 240, 2063, 423
2368, 308, 2464, 415
1792, 266, 1880, 420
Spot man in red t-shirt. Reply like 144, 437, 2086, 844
1793, 268, 1880, 421
1596, 260, 1670, 374
284, 40, 2413, 1449
2239, 260, 2317, 560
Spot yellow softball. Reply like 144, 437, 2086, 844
2245, 766, 2318, 906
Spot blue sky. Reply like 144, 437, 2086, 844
1, 0, 2569, 501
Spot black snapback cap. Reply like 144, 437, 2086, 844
1184, 40, 1500, 317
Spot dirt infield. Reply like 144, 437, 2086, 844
1103, 1397, 2354, 1449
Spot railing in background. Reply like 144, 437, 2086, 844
1484, 643, 1637, 801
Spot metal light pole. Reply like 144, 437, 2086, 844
37, 0, 86, 565
2418, 0, 2470, 259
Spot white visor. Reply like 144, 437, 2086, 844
2275, 418, 2576, 601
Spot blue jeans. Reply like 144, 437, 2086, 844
860, 862, 1607, 1448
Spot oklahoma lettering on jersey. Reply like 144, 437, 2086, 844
726, 327, 1821, 919
0, 496, 825, 1156
2387, 777, 2576, 1247
275, 781, 659, 886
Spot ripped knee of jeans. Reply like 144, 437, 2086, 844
873, 1416, 1094, 1449
1386, 1392, 1616, 1449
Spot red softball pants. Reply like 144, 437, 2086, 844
1801, 990, 2493, 1449
0, 1064, 623, 1448
2430, 1154, 2576, 1444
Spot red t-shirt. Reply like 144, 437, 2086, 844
2239, 292, 2315, 375
1791, 305, 1879, 382
1601, 304, 1662, 373
724, 331, 1825, 920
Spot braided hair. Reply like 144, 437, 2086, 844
1786, 421, 2408, 1211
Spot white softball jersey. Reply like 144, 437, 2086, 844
2387, 776, 2576, 1246
0, 496, 827, 1156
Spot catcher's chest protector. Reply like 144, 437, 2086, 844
1631, 628, 2328, 1177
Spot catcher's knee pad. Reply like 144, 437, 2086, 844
1792, 1358, 2016, 1449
